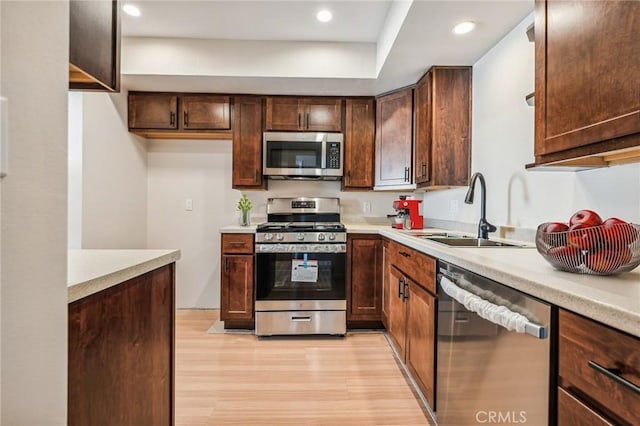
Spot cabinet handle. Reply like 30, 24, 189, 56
169, 112, 175, 126
421, 162, 426, 177
588, 360, 640, 395
399, 251, 411, 258
347, 170, 351, 184
184, 111, 189, 126
229, 241, 246, 247
402, 281, 409, 301
305, 112, 309, 128
397, 277, 404, 298
298, 113, 302, 129
224, 257, 228, 272
404, 166, 410, 182
291, 316, 312, 322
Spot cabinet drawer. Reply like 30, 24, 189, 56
558, 387, 613, 426
558, 309, 640, 425
222, 234, 254, 254
388, 240, 436, 293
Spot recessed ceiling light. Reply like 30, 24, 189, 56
316, 9, 332, 23
453, 21, 476, 34
123, 4, 141, 17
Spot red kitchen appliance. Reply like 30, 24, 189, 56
393, 199, 423, 230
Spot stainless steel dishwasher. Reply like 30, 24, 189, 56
436, 261, 553, 426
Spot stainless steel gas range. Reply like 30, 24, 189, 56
254, 197, 346, 336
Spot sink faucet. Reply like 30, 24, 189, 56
464, 172, 497, 240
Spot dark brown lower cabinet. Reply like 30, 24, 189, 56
220, 234, 255, 329
68, 264, 175, 426
558, 309, 639, 425
406, 281, 436, 408
383, 239, 437, 408
347, 234, 383, 323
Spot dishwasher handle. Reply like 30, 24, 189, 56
438, 273, 548, 339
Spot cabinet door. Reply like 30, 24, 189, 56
304, 98, 343, 132
429, 67, 471, 187
233, 96, 265, 189
406, 281, 436, 408
344, 98, 375, 189
220, 254, 254, 322
414, 71, 432, 185
387, 266, 407, 360
381, 241, 390, 328
181, 95, 230, 130
375, 88, 413, 188
348, 236, 382, 321
128, 93, 178, 130
69, 0, 120, 91
535, 0, 640, 158
558, 388, 613, 426
265, 97, 302, 130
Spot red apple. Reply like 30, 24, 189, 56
601, 217, 638, 246
567, 223, 603, 251
547, 245, 583, 269
569, 209, 603, 227
585, 247, 631, 273
542, 222, 570, 246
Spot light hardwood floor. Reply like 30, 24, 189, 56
175, 310, 430, 425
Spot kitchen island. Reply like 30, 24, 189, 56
67, 249, 180, 426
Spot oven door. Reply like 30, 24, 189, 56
255, 243, 346, 306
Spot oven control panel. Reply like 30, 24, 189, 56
256, 232, 346, 243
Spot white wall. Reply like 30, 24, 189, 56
422, 13, 640, 230
81, 91, 148, 248
146, 138, 402, 309
1, 1, 68, 423
68, 92, 83, 249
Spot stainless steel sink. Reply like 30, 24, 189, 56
423, 236, 529, 248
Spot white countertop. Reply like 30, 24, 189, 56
220, 223, 640, 337
68, 249, 181, 303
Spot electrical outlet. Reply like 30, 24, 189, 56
362, 200, 371, 214
185, 198, 193, 211
450, 199, 459, 214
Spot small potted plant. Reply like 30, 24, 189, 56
237, 194, 253, 226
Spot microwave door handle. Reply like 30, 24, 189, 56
321, 140, 327, 170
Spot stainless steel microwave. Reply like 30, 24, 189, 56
263, 132, 344, 180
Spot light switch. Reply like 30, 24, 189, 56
362, 200, 371, 214
185, 198, 193, 211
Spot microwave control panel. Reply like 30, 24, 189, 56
326, 142, 341, 169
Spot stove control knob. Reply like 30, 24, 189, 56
317, 233, 326, 241
328, 233, 336, 241
296, 233, 305, 241
276, 233, 284, 241
264, 233, 274, 241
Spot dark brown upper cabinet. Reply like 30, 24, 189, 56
128, 92, 231, 139
233, 96, 266, 189
532, 0, 640, 168
265, 97, 343, 132
414, 66, 471, 188
343, 98, 375, 190
374, 88, 414, 190
69, 0, 120, 92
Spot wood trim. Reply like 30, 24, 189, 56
130, 130, 232, 140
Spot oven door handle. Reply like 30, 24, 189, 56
438, 274, 547, 339
256, 243, 347, 253
291, 316, 312, 322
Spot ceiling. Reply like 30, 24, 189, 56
121, 0, 534, 95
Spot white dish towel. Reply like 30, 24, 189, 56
440, 275, 530, 333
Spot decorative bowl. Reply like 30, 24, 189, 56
535, 222, 640, 275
